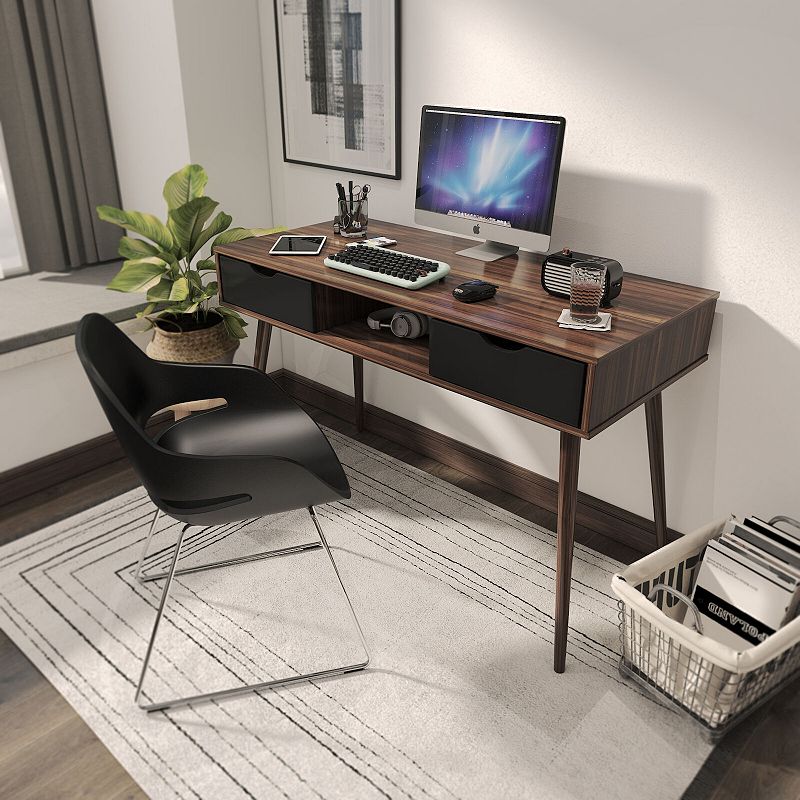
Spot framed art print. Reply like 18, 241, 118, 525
273, 0, 400, 179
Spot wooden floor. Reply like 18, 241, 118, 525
1, 404, 798, 800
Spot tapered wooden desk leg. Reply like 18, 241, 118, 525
645, 393, 668, 550
253, 320, 272, 372
554, 432, 581, 673
353, 356, 364, 432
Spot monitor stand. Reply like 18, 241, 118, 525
456, 240, 519, 262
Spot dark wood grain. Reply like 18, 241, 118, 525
218, 220, 719, 439
253, 319, 272, 371
646, 394, 668, 549
216, 220, 719, 363
353, 355, 364, 432
311, 282, 385, 330
588, 296, 717, 429
587, 355, 708, 438
0, 631, 146, 799
554, 432, 581, 673
0, 461, 145, 799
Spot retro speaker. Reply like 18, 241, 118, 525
542, 248, 623, 306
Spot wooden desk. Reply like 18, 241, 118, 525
216, 220, 719, 672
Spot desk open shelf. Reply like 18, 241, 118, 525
230, 311, 590, 436
321, 320, 431, 378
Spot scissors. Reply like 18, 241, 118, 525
352, 184, 371, 202
352, 184, 371, 226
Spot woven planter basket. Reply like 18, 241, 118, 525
146, 315, 239, 364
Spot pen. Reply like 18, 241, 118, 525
353, 184, 370, 223
348, 180, 353, 214
336, 182, 347, 205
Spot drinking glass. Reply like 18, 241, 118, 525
569, 262, 606, 324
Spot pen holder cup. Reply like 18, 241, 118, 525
335, 197, 368, 237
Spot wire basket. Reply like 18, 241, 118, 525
611, 517, 800, 742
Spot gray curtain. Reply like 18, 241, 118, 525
0, 0, 121, 272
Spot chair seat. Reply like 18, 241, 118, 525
157, 401, 350, 501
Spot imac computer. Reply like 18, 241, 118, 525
414, 106, 565, 261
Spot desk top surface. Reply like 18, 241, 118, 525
216, 220, 719, 364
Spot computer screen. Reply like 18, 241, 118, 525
414, 106, 565, 260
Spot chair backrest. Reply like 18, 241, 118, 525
75, 313, 163, 486
76, 314, 350, 524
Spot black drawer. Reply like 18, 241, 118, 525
218, 255, 316, 331
429, 320, 586, 427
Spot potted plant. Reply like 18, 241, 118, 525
97, 164, 279, 363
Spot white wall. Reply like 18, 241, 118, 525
259, 0, 800, 532
173, 0, 274, 229
92, 0, 191, 216
0, 325, 151, 471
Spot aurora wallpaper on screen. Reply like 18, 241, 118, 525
415, 109, 563, 233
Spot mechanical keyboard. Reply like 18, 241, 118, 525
324, 245, 450, 289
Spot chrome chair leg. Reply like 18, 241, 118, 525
134, 507, 322, 584
135, 521, 190, 710
134, 508, 162, 583
309, 505, 370, 661
135, 506, 370, 712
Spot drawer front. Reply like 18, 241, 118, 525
218, 255, 317, 331
429, 320, 586, 427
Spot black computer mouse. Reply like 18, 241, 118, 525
453, 280, 498, 303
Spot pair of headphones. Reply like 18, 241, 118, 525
367, 307, 429, 339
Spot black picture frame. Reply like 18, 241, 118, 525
273, 0, 401, 180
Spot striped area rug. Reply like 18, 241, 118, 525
0, 429, 711, 799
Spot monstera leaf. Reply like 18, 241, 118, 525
215, 306, 248, 339
145, 277, 174, 301
97, 206, 175, 252
107, 257, 170, 293
168, 276, 190, 301
117, 236, 159, 260
187, 211, 232, 262
162, 164, 208, 211
211, 227, 276, 250
168, 196, 219, 255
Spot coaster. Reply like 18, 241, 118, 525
557, 309, 612, 331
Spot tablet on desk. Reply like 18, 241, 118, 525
269, 235, 326, 255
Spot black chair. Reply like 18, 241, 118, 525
76, 313, 369, 711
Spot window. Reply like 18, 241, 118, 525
0, 123, 27, 279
